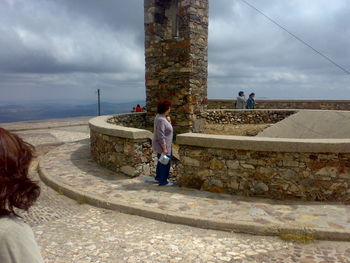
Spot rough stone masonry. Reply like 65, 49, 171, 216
144, 0, 209, 134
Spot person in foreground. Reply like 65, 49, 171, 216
0, 128, 44, 263
152, 99, 175, 186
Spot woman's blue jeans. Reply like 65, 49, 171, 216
155, 153, 171, 185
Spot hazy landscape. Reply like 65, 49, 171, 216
0, 100, 144, 123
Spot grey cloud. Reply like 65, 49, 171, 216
0, 0, 349, 103
0, 0, 144, 74
208, 0, 350, 98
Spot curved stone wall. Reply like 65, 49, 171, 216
176, 133, 350, 201
89, 111, 350, 201
208, 99, 350, 111
89, 114, 154, 177
107, 112, 147, 129
206, 109, 296, 124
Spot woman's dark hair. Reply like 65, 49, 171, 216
157, 99, 172, 114
249, 92, 255, 97
238, 91, 244, 96
0, 128, 40, 216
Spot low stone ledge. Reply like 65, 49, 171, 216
107, 112, 147, 129
177, 133, 350, 153
205, 109, 296, 125
89, 115, 152, 140
208, 99, 350, 111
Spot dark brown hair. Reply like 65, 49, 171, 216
0, 128, 40, 216
157, 99, 172, 114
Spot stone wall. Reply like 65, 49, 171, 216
89, 116, 154, 178
90, 114, 188, 181
91, 129, 154, 177
144, 0, 209, 134
105, 109, 295, 127
208, 99, 350, 111
107, 112, 147, 129
177, 133, 350, 201
206, 109, 296, 125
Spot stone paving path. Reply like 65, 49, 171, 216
258, 110, 350, 139
5, 120, 350, 262
39, 139, 350, 241
1, 116, 91, 132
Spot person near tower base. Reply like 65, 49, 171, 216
152, 99, 174, 186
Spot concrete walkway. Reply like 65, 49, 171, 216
258, 110, 350, 139
0, 116, 91, 131
38, 139, 350, 241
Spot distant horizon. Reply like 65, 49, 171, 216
0, 100, 145, 123
0, 98, 146, 106
1, 95, 350, 106
1, 97, 350, 123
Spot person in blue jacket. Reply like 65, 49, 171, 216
246, 93, 255, 109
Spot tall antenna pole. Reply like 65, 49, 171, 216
97, 89, 101, 116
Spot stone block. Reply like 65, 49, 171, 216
146, 79, 159, 86
227, 179, 239, 190
202, 182, 225, 193
316, 167, 338, 178
182, 156, 200, 167
254, 182, 269, 192
124, 142, 134, 155
210, 158, 225, 170
114, 144, 123, 152
145, 13, 154, 24
283, 160, 300, 167
178, 175, 204, 189
284, 170, 296, 178
209, 179, 223, 188
121, 166, 138, 177
198, 169, 210, 178
240, 163, 255, 169
226, 160, 239, 169
143, 164, 151, 176
187, 149, 202, 157
339, 172, 350, 179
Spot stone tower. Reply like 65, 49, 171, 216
144, 0, 209, 135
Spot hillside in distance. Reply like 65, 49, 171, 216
0, 101, 145, 123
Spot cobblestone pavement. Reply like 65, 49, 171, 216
28, 168, 350, 263
14, 125, 90, 146
40, 140, 350, 240
9, 122, 350, 262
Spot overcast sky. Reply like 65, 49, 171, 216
0, 0, 349, 104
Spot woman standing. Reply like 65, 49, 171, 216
0, 128, 44, 263
152, 100, 174, 186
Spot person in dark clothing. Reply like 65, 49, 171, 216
246, 93, 255, 109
